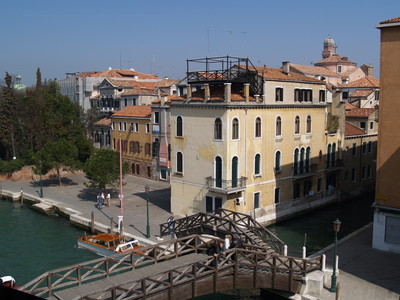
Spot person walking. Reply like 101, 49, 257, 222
106, 193, 111, 207
167, 215, 175, 239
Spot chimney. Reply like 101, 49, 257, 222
161, 96, 167, 106
224, 83, 232, 103
367, 65, 374, 77
244, 83, 250, 102
186, 84, 192, 101
204, 84, 210, 101
282, 61, 290, 75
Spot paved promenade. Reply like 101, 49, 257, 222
1, 173, 172, 245
2, 174, 399, 299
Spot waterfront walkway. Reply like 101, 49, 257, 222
2, 174, 400, 299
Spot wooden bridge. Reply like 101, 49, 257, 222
159, 209, 285, 254
20, 234, 323, 299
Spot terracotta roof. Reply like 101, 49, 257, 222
90, 69, 159, 80
345, 102, 358, 110
290, 64, 339, 77
94, 117, 111, 126
155, 79, 179, 88
120, 87, 159, 96
350, 89, 374, 98
345, 122, 367, 136
112, 105, 151, 118
380, 17, 400, 24
314, 54, 356, 66
339, 77, 380, 88
247, 65, 324, 83
346, 108, 376, 118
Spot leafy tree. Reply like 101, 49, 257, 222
34, 139, 79, 186
84, 149, 129, 190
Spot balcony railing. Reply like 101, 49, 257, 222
206, 176, 247, 194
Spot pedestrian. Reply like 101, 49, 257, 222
96, 194, 102, 209
106, 193, 111, 207
167, 215, 174, 238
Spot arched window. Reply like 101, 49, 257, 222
327, 144, 331, 168
254, 154, 261, 175
295, 116, 300, 134
332, 143, 336, 167
232, 156, 238, 187
306, 116, 312, 133
176, 116, 183, 137
255, 117, 262, 138
300, 148, 305, 174
276, 116, 282, 136
176, 151, 183, 174
214, 118, 222, 140
215, 156, 222, 187
294, 148, 299, 175
306, 147, 311, 173
275, 151, 281, 172
232, 118, 239, 140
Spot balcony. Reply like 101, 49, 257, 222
206, 176, 247, 194
292, 164, 317, 180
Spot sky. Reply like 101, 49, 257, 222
1, 0, 399, 86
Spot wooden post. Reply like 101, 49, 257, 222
20, 188, 23, 207
119, 219, 123, 236
110, 217, 114, 234
191, 264, 197, 298
91, 212, 94, 234
336, 283, 341, 300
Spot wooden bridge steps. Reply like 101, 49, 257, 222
54, 253, 208, 300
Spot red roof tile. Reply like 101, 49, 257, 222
247, 65, 324, 83
290, 64, 339, 77
339, 77, 380, 88
155, 79, 179, 88
346, 108, 376, 118
380, 17, 400, 24
94, 117, 111, 126
345, 102, 358, 110
350, 89, 374, 98
345, 122, 367, 136
314, 54, 356, 66
90, 69, 159, 80
111, 105, 151, 118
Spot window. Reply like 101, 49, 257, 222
206, 196, 222, 213
300, 147, 305, 174
362, 166, 366, 179
360, 122, 366, 130
122, 140, 128, 152
331, 143, 336, 167
255, 117, 262, 138
337, 65, 342, 73
276, 116, 282, 136
306, 147, 311, 173
176, 116, 183, 137
375, 90, 380, 101
254, 192, 260, 209
130, 123, 134, 132
351, 168, 356, 182
112, 122, 115, 130
362, 142, 367, 154
154, 111, 160, 124
342, 91, 349, 100
123, 122, 127, 131
274, 187, 280, 204
367, 165, 372, 178
352, 143, 357, 156
152, 139, 160, 158
132, 141, 140, 154
370, 122, 374, 130
306, 116, 311, 133
124, 98, 128, 106
306, 90, 313, 102
232, 157, 238, 188
304, 181, 312, 196
317, 178, 322, 192
294, 89, 300, 102
293, 148, 299, 175
136, 164, 140, 175
214, 118, 222, 140
118, 122, 122, 131
319, 90, 326, 102
368, 141, 372, 153
130, 141, 134, 153
254, 154, 261, 176
275, 151, 281, 172
160, 168, 167, 180
130, 123, 139, 132
176, 152, 183, 174
232, 118, 239, 140
147, 166, 151, 178
275, 87, 283, 102
293, 183, 300, 199
215, 156, 222, 188
327, 144, 331, 168
146, 124, 150, 133
145, 143, 151, 156
294, 116, 300, 134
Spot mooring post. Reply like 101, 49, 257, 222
20, 188, 23, 206
91, 211, 94, 234
110, 217, 114, 234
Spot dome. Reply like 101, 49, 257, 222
324, 37, 335, 46
13, 74, 27, 93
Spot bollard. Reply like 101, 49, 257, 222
302, 246, 306, 259
336, 282, 341, 300
20, 188, 24, 207
321, 254, 326, 271
284, 245, 288, 256
91, 212, 94, 234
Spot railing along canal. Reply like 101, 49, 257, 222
20, 234, 322, 298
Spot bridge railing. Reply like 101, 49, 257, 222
159, 208, 285, 253
20, 234, 321, 298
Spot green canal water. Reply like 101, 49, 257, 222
0, 199, 98, 285
0, 193, 374, 298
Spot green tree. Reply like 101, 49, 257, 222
34, 139, 79, 186
0, 72, 16, 160
84, 149, 129, 190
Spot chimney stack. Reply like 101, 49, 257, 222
244, 83, 250, 102
224, 83, 231, 103
204, 84, 210, 101
367, 65, 374, 77
282, 61, 290, 75
186, 84, 192, 101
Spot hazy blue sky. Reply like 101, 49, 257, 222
1, 0, 399, 86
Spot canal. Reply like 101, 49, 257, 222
1, 192, 374, 298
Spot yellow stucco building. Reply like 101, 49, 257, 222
169, 57, 341, 224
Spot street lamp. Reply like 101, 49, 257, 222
39, 160, 43, 198
330, 218, 341, 293
145, 184, 150, 238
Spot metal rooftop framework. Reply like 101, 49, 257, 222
186, 56, 263, 96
